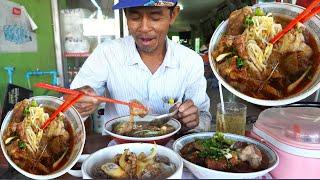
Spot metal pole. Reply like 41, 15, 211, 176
51, 0, 64, 86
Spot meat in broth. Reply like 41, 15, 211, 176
180, 133, 269, 173
92, 146, 176, 179
112, 99, 175, 137
112, 121, 176, 137
3, 99, 74, 175
211, 7, 319, 99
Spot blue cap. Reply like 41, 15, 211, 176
112, 0, 178, 10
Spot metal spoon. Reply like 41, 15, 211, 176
149, 108, 179, 126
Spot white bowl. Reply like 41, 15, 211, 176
173, 132, 279, 179
0, 96, 86, 179
67, 143, 183, 179
209, 3, 320, 106
104, 115, 181, 145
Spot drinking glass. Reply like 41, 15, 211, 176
216, 102, 247, 135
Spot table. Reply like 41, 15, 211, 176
0, 117, 195, 179
0, 119, 261, 179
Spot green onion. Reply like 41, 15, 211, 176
255, 8, 265, 16
231, 47, 237, 55
236, 57, 244, 69
244, 16, 254, 27
23, 107, 30, 116
30, 100, 38, 107
18, 140, 26, 149
196, 132, 235, 159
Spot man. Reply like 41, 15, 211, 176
70, 0, 212, 132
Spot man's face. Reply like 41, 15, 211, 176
125, 6, 179, 53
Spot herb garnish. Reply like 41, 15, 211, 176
197, 132, 235, 159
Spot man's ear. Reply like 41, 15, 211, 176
170, 6, 180, 26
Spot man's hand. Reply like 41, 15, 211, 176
172, 99, 199, 132
64, 86, 101, 117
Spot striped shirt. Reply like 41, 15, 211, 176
70, 36, 212, 131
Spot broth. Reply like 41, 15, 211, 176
47, 107, 74, 172
112, 121, 176, 137
274, 15, 319, 97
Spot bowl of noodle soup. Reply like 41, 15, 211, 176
209, 3, 320, 106
104, 115, 181, 145
0, 96, 85, 179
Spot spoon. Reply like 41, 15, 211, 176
149, 108, 179, 126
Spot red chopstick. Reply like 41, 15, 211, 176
41, 92, 84, 129
301, 6, 320, 23
36, 83, 79, 95
35, 83, 146, 110
270, 0, 320, 44
93, 95, 145, 109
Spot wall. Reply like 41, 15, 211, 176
167, 31, 179, 39
0, 0, 59, 103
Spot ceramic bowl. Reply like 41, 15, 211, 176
0, 96, 86, 179
173, 132, 279, 179
68, 143, 183, 179
209, 3, 320, 106
104, 115, 181, 145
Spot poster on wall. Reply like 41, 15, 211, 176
0, 0, 38, 53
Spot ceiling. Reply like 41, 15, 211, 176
171, 0, 225, 32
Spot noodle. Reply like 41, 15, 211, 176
24, 107, 48, 153
244, 12, 282, 73
246, 40, 265, 72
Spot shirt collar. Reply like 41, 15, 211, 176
126, 36, 140, 66
126, 36, 179, 69
163, 37, 179, 68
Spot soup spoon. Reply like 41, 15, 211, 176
149, 108, 179, 126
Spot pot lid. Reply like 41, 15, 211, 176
254, 107, 320, 150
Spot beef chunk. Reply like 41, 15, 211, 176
180, 142, 197, 155
186, 152, 206, 167
238, 145, 263, 169
261, 84, 282, 98
232, 141, 248, 149
48, 135, 69, 155
280, 51, 311, 79
11, 99, 29, 123
227, 6, 253, 36
234, 35, 249, 60
205, 157, 228, 171
212, 35, 234, 59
